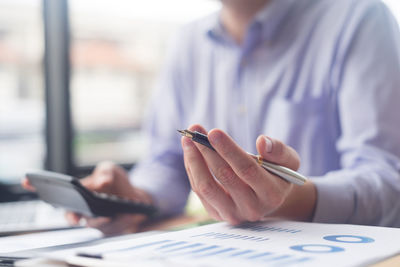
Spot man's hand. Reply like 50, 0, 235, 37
181, 124, 316, 225
22, 162, 153, 236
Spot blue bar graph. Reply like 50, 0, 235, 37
263, 254, 292, 262
230, 249, 255, 257
106, 239, 171, 254
246, 252, 272, 260
162, 243, 204, 253
156, 241, 187, 250
185, 245, 220, 255
194, 248, 236, 258
102, 238, 312, 266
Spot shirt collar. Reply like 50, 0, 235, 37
207, 0, 296, 43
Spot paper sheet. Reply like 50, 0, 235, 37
43, 230, 164, 260
44, 220, 400, 267
0, 228, 102, 254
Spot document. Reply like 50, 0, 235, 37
41, 220, 400, 267
0, 228, 102, 254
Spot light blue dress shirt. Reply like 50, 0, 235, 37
131, 0, 400, 226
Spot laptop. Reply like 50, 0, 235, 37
0, 182, 71, 236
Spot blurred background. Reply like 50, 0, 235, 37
0, 0, 220, 187
0, 0, 399, 187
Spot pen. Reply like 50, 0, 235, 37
178, 129, 307, 186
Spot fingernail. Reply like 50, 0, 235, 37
264, 136, 273, 153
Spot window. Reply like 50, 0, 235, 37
0, 0, 44, 183
0, 0, 220, 187
68, 0, 220, 167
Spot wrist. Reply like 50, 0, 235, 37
269, 181, 317, 221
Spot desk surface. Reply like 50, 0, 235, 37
371, 254, 400, 267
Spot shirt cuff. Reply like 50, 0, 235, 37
311, 174, 356, 223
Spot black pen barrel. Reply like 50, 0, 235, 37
192, 131, 215, 151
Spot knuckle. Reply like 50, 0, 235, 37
196, 181, 216, 200
100, 173, 115, 184
237, 164, 259, 181
184, 148, 198, 162
197, 143, 209, 154
215, 166, 237, 186
94, 175, 115, 191
96, 161, 116, 174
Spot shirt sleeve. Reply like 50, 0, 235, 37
312, 1, 400, 226
128, 30, 192, 217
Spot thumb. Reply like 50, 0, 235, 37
256, 136, 300, 171
21, 177, 36, 192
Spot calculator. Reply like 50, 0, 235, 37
26, 171, 157, 217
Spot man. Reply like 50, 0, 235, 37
26, 0, 400, 234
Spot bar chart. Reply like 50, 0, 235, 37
103, 238, 314, 266
68, 220, 400, 267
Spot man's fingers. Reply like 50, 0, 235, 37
184, 124, 208, 189
208, 129, 269, 188
79, 176, 91, 187
182, 134, 240, 224
208, 129, 292, 210
183, 152, 222, 221
256, 135, 300, 171
181, 131, 223, 222
65, 212, 82, 225
85, 216, 112, 229
188, 128, 262, 221
21, 178, 36, 192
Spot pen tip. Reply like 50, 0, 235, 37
177, 129, 188, 137
177, 129, 194, 138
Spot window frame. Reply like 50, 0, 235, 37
43, 0, 134, 178
43, 0, 73, 175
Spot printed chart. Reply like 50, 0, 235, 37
66, 220, 400, 267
